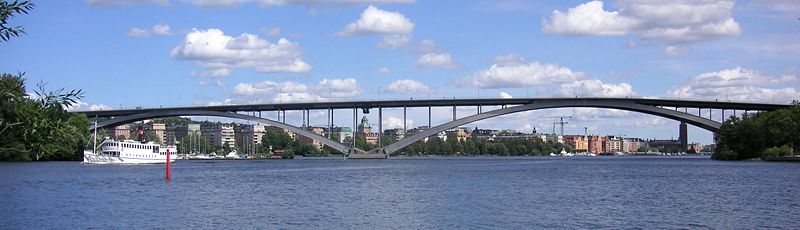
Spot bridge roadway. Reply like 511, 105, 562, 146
75, 97, 792, 157
79, 97, 787, 118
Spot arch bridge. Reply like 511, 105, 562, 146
77, 97, 790, 157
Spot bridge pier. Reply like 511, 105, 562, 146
378, 106, 382, 147
679, 122, 688, 152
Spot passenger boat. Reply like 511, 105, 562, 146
83, 140, 177, 164
83, 123, 177, 164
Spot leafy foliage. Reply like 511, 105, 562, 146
0, 73, 90, 161
398, 135, 573, 156
0, 0, 34, 42
713, 102, 800, 160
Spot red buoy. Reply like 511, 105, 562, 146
166, 148, 171, 180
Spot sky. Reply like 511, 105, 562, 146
1, 0, 799, 144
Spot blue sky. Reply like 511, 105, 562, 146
1, 0, 798, 144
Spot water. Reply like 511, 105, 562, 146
1, 156, 798, 229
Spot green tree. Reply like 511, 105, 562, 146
0, 0, 34, 42
282, 149, 295, 159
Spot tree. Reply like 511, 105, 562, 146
282, 149, 295, 159
0, 0, 34, 42
0, 73, 89, 161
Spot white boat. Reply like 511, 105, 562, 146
83, 139, 177, 164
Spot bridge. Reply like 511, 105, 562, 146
75, 97, 791, 158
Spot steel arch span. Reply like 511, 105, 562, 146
91, 110, 352, 154
381, 99, 722, 155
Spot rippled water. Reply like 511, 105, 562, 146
1, 156, 799, 229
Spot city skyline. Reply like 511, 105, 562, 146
1, 0, 798, 145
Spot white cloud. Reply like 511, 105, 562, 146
317, 78, 361, 98
542, 1, 636, 36
378, 66, 391, 75
125, 28, 150, 37
415, 39, 439, 53
67, 101, 113, 111
87, 0, 169, 6
386, 79, 433, 94
202, 68, 232, 77
339, 5, 414, 49
185, 0, 251, 7
668, 67, 799, 103
263, 27, 281, 36
261, 0, 415, 7
758, 0, 800, 13
499, 92, 513, 99
377, 34, 411, 49
126, 24, 173, 38
171, 28, 311, 75
663, 46, 689, 56
152, 24, 173, 35
413, 39, 459, 69
231, 78, 361, 103
415, 52, 459, 69
340, 5, 414, 35
456, 55, 584, 88
559, 79, 635, 97
383, 116, 413, 129
543, 0, 741, 44
198, 80, 226, 87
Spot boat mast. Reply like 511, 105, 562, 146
92, 120, 97, 154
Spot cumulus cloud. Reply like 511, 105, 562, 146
668, 67, 799, 103
663, 46, 690, 56
340, 5, 414, 35
125, 28, 150, 37
171, 28, 311, 76
66, 101, 113, 111
318, 78, 361, 98
87, 0, 168, 6
499, 92, 513, 99
758, 0, 800, 13
339, 5, 414, 48
383, 116, 413, 129
378, 66, 391, 75
231, 78, 361, 103
198, 80, 226, 87
185, 0, 251, 7
559, 79, 635, 97
386, 79, 433, 94
413, 39, 459, 69
181, 0, 415, 7
378, 34, 411, 49
263, 27, 281, 36
152, 24, 173, 35
415, 52, 459, 69
543, 0, 741, 44
456, 55, 584, 88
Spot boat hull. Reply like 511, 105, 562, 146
83, 151, 176, 164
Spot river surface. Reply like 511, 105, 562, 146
1, 156, 798, 229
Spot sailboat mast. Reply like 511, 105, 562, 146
92, 120, 97, 154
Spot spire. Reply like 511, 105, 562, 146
359, 115, 371, 129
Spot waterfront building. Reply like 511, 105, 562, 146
564, 135, 589, 152
647, 139, 682, 153
605, 136, 622, 153
588, 135, 609, 153
234, 124, 266, 154
331, 127, 352, 143
168, 123, 200, 146
383, 128, 405, 141
298, 126, 326, 150
357, 116, 379, 145
113, 124, 130, 140
446, 129, 469, 142
201, 123, 235, 148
